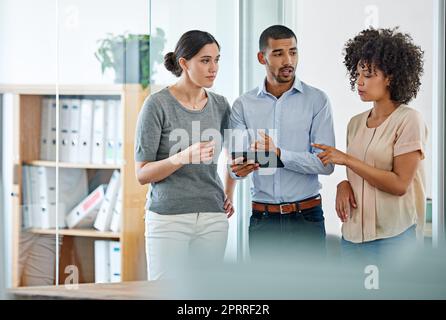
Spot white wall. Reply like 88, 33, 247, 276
150, 0, 239, 101
286, 0, 434, 236
0, 0, 150, 84
0, 0, 57, 84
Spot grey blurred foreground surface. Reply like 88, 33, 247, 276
168, 239, 446, 299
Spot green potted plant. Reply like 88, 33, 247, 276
95, 28, 166, 89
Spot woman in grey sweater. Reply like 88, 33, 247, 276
135, 30, 234, 280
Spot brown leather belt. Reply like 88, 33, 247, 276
252, 196, 321, 214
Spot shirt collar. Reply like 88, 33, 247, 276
257, 76, 303, 97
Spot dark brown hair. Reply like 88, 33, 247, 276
164, 30, 220, 77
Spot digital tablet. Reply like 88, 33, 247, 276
231, 151, 284, 168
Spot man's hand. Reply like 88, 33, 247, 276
251, 131, 280, 156
230, 157, 259, 177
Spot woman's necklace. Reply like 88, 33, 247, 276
171, 85, 207, 110
183, 92, 207, 110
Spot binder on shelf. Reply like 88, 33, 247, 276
39, 98, 51, 161
78, 99, 94, 164
109, 241, 121, 282
94, 240, 111, 283
91, 100, 106, 164
21, 166, 33, 229
36, 166, 51, 229
36, 166, 66, 229
22, 166, 87, 229
65, 184, 106, 229
68, 99, 81, 163
116, 99, 123, 164
47, 98, 57, 161
105, 100, 118, 165
59, 99, 71, 162
28, 166, 42, 228
94, 170, 121, 231
110, 187, 122, 233
59, 168, 89, 219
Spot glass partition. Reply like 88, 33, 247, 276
150, 0, 239, 262
56, 0, 151, 285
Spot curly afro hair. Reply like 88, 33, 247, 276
343, 27, 424, 105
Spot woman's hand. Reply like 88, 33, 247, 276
224, 195, 235, 218
312, 143, 350, 166
336, 180, 357, 222
175, 140, 216, 164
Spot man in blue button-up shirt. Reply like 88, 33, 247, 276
227, 25, 335, 260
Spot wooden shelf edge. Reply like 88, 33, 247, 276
7, 281, 170, 300
23, 160, 122, 170
28, 228, 120, 239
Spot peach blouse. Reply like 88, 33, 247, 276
342, 105, 428, 243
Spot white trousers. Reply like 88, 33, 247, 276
145, 211, 229, 281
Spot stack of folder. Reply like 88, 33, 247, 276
65, 170, 122, 231
94, 170, 121, 232
39, 97, 123, 165
94, 240, 121, 283
22, 167, 122, 232
21, 166, 88, 229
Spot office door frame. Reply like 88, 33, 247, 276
432, 0, 445, 247
0, 94, 5, 298
237, 0, 287, 261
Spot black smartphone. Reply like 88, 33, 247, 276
231, 151, 284, 168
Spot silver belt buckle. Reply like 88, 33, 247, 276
279, 204, 290, 214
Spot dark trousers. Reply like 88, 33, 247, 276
248, 203, 326, 262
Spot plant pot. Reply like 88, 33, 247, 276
111, 36, 150, 87
96, 33, 155, 89
125, 39, 144, 83
110, 39, 126, 84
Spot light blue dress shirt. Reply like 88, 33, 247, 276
229, 77, 335, 204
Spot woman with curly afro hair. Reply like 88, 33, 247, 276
312, 27, 428, 262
